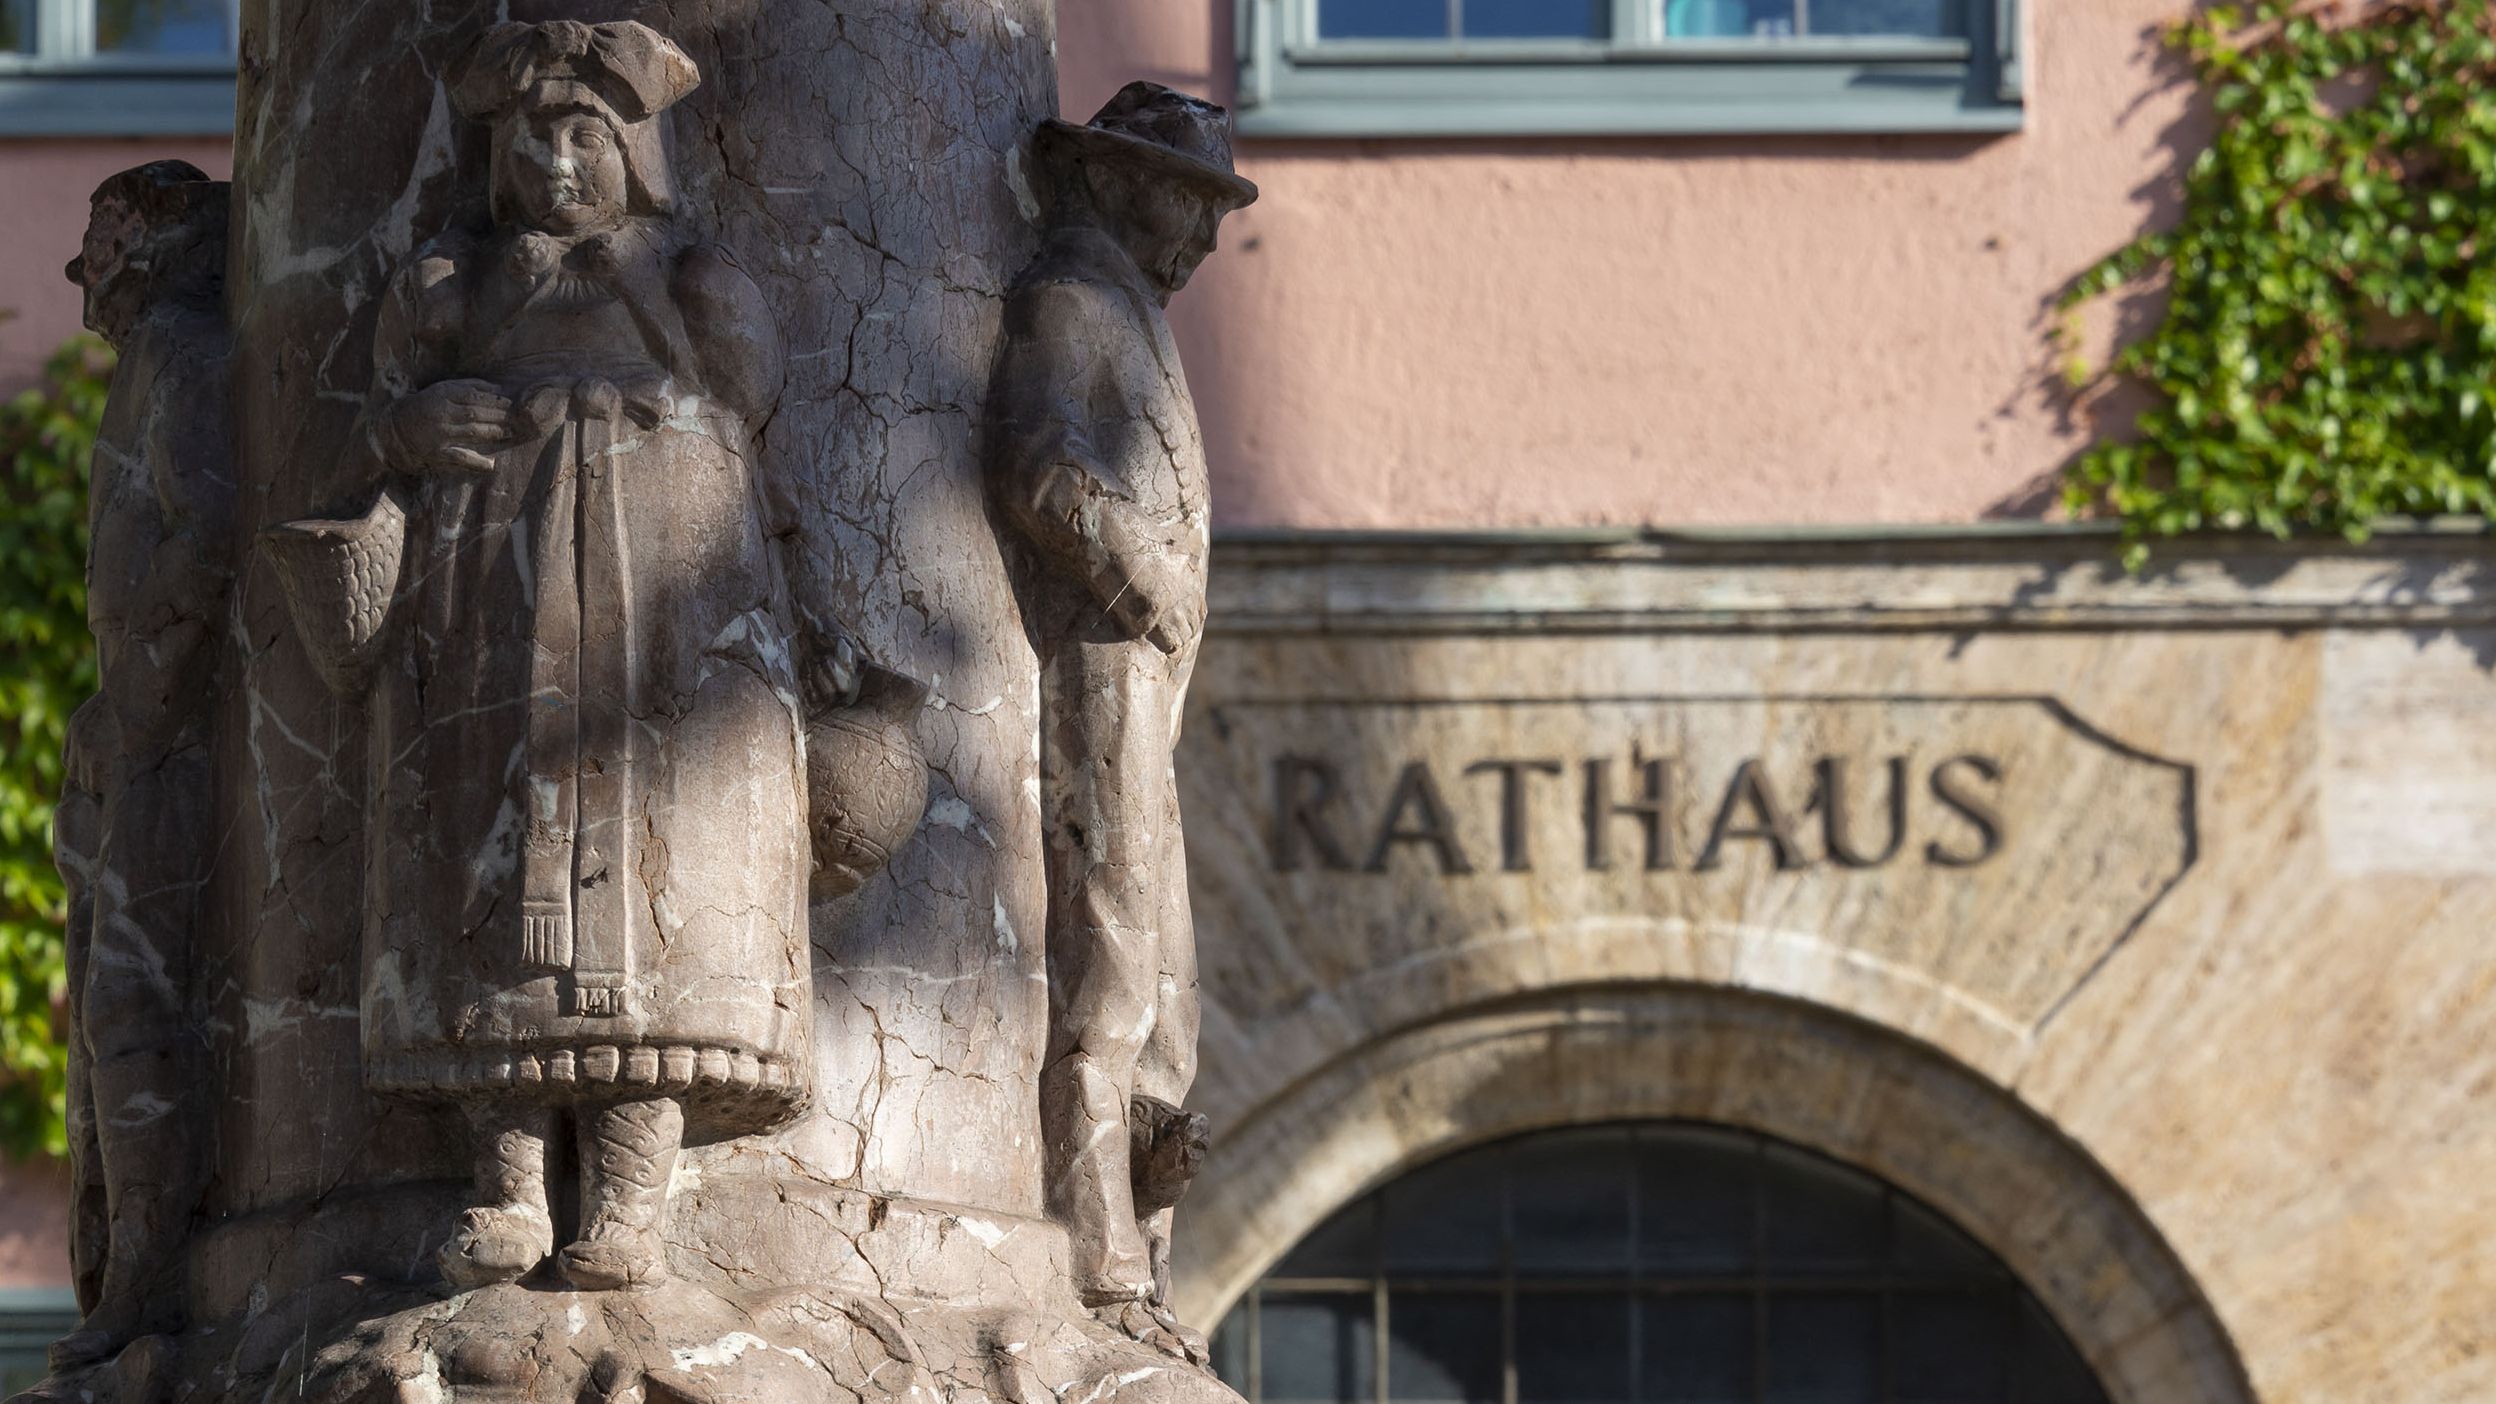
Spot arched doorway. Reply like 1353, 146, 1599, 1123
1175, 987, 2251, 1404
1209, 1121, 2111, 1404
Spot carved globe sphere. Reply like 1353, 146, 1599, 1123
805, 666, 930, 898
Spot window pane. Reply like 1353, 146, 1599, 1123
96, 0, 232, 55
1212, 1310, 1253, 1394
1516, 1294, 1634, 1404
1808, 0, 1955, 37
1638, 1126, 1756, 1279
1763, 1295, 1879, 1404
2012, 1296, 2111, 1404
1758, 1147, 1884, 1278
1639, 1293, 1752, 1404
0, 0, 30, 53
1890, 1199, 2001, 1282
1462, 0, 1609, 39
1263, 1293, 1379, 1404
1665, 0, 1797, 39
1383, 1147, 1505, 1276
1890, 1289, 2011, 1401
1320, 0, 1451, 40
1389, 1294, 1503, 1404
1511, 1129, 1633, 1277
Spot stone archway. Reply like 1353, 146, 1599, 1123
1172, 983, 2255, 1404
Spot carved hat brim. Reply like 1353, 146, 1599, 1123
1035, 120, 1260, 211
451, 20, 701, 126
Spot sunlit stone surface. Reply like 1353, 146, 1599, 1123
33, 5, 1259, 1402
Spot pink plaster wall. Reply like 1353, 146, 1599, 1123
1057, 0, 2205, 527
0, 1157, 68, 1289
0, 140, 232, 393
1, 7, 2203, 526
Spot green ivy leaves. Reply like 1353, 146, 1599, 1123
2061, 0, 2496, 564
0, 337, 106, 1161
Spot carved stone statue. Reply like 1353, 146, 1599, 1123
986, 82, 1256, 1356
51, 160, 235, 1372
29, 11, 1262, 1403
263, 20, 883, 1295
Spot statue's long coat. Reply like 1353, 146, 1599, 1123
357, 223, 810, 1134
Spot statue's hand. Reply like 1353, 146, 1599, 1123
506, 231, 561, 282
1143, 591, 1205, 657
383, 379, 514, 476
801, 619, 865, 713
1103, 552, 1203, 656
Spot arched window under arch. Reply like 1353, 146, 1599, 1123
1210, 1122, 2110, 1404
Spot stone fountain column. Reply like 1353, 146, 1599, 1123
28, 3, 1254, 1401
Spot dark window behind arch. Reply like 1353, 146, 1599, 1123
1210, 1122, 2110, 1404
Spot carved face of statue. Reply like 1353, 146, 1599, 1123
1087, 168, 1225, 302
499, 105, 630, 236
1141, 194, 1225, 299
68, 197, 150, 343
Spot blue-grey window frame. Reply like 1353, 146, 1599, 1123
0, 1288, 78, 1393
0, 0, 236, 137
1235, 0, 2025, 138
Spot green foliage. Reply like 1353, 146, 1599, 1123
2059, 0, 2496, 563
0, 337, 106, 1161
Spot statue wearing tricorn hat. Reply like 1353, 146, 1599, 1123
986, 80, 1258, 1358
262, 18, 922, 1295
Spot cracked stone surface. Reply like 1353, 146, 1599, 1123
22, 5, 1252, 1404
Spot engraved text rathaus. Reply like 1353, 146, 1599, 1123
1267, 751, 2005, 877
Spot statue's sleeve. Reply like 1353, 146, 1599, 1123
131, 331, 239, 640
689, 244, 847, 646
676, 243, 785, 428
362, 250, 462, 474
991, 278, 1135, 592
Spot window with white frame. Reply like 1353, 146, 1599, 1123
0, 0, 238, 136
1235, 0, 2023, 137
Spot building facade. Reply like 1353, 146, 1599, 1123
2, 2, 2491, 1401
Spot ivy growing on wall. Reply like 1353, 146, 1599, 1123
0, 337, 105, 1160
2060, 0, 2496, 560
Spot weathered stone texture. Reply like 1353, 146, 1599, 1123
1170, 532, 2496, 1404
31, 5, 1265, 1403
219, 0, 1058, 1262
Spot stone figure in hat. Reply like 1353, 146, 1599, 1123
263, 19, 868, 1293
51, 158, 234, 1366
986, 81, 1257, 1358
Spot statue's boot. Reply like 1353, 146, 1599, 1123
1043, 1052, 1157, 1306
46, 1325, 128, 1374
1044, 1060, 1206, 1362
440, 1104, 557, 1289
1089, 1296, 1210, 1367
47, 1283, 163, 1373
561, 1097, 682, 1290
53, 1051, 201, 1368
48, 1231, 156, 1371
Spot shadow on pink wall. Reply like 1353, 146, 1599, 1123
1993, 5, 2216, 520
